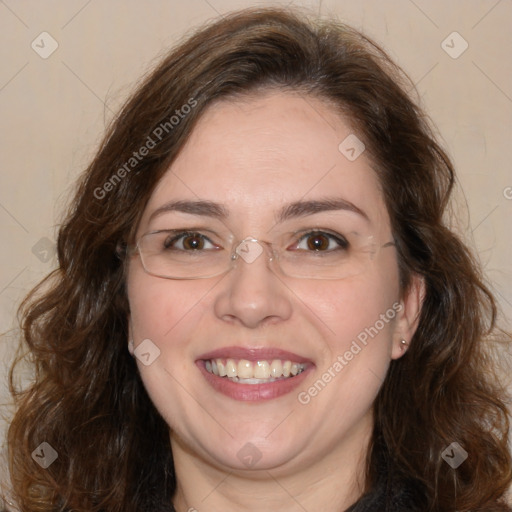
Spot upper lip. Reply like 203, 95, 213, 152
197, 346, 312, 363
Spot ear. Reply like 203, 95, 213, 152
127, 317, 135, 356
391, 273, 425, 360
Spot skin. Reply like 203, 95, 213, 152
126, 91, 424, 512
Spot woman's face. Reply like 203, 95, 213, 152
126, 91, 416, 476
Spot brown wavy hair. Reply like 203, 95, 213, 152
5, 7, 511, 512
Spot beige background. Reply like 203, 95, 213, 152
0, 0, 511, 501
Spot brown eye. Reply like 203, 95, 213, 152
294, 231, 349, 252
306, 233, 330, 251
181, 234, 204, 250
290, 231, 350, 253
163, 232, 214, 251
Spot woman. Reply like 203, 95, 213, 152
5, 7, 511, 511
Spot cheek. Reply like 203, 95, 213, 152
297, 262, 401, 354
127, 266, 217, 343
125, 268, 215, 430
294, 272, 401, 422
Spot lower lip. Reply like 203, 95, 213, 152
196, 361, 313, 401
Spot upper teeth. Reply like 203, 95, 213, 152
205, 359, 305, 379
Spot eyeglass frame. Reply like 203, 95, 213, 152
129, 229, 396, 281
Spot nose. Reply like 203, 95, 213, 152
213, 239, 293, 329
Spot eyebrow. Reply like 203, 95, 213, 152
148, 197, 369, 223
149, 200, 229, 222
276, 198, 369, 223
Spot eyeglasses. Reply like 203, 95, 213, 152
131, 227, 395, 280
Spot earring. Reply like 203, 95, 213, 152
400, 339, 408, 350
128, 339, 134, 355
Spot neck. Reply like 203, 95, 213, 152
171, 412, 373, 512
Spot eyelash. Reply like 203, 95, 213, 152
163, 231, 218, 250
161, 230, 349, 252
293, 230, 349, 252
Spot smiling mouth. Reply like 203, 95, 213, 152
196, 347, 313, 401
203, 358, 306, 384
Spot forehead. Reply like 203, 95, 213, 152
138, 90, 389, 233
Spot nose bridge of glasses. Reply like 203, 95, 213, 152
233, 237, 274, 266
